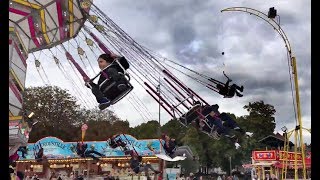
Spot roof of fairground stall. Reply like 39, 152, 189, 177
258, 133, 294, 148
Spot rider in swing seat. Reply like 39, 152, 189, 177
216, 72, 244, 98
84, 53, 130, 110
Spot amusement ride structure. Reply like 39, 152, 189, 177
9, 0, 231, 154
9, 0, 93, 156
9, 1, 310, 179
221, 7, 311, 180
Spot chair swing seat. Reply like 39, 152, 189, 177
93, 56, 133, 106
199, 116, 221, 140
178, 104, 202, 126
178, 104, 221, 140
99, 75, 133, 105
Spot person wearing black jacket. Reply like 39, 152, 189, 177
84, 53, 128, 110
76, 142, 105, 160
128, 150, 160, 180
161, 134, 189, 158
216, 72, 243, 98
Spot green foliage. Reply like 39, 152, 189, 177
24, 86, 82, 142
179, 158, 200, 175
240, 100, 276, 139
129, 120, 160, 139
244, 100, 276, 118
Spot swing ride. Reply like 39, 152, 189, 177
221, 7, 311, 179
9, 0, 241, 155
9, 1, 310, 179
9, 0, 94, 156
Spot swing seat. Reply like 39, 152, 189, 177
178, 104, 221, 140
98, 57, 133, 105
179, 104, 202, 126
99, 73, 133, 105
199, 118, 221, 140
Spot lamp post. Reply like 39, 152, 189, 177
157, 80, 161, 136
221, 7, 308, 180
157, 77, 165, 179
281, 126, 290, 180
229, 156, 232, 176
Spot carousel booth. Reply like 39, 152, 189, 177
15, 135, 164, 179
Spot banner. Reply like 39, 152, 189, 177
252, 150, 305, 161
252, 150, 277, 161
18, 135, 163, 160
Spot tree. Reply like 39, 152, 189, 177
79, 109, 123, 125
129, 120, 161, 139
24, 86, 82, 142
23, 86, 124, 142
243, 101, 276, 118
161, 119, 187, 144
240, 100, 276, 139
79, 110, 129, 141
109, 120, 131, 136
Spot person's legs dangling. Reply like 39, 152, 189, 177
231, 84, 243, 92
235, 90, 243, 97
90, 82, 110, 103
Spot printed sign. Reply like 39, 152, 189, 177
252, 150, 277, 161
18, 134, 164, 160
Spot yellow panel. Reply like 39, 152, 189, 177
68, 0, 74, 37
40, 10, 50, 44
11, 29, 28, 55
9, 116, 23, 121
10, 69, 24, 91
13, 0, 50, 44
13, 0, 41, 9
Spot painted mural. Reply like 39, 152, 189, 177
18, 134, 164, 160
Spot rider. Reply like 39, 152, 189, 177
216, 72, 243, 98
108, 134, 129, 152
35, 143, 44, 162
201, 104, 253, 138
161, 134, 189, 159
76, 142, 105, 160
161, 134, 177, 158
84, 53, 128, 110
108, 134, 177, 178
18, 146, 27, 158
128, 150, 161, 180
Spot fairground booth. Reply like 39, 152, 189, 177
249, 133, 311, 180
15, 134, 165, 179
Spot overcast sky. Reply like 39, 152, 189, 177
25, 0, 311, 143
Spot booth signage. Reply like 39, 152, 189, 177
18, 135, 163, 160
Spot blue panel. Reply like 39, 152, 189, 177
18, 134, 164, 160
